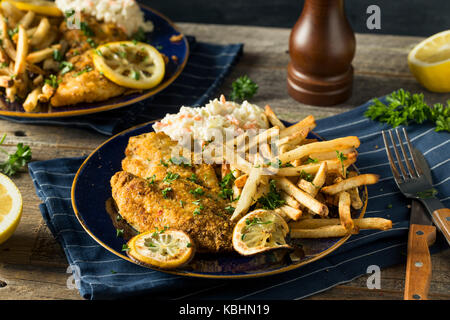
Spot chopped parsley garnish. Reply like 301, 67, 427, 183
116, 229, 124, 237
224, 205, 235, 214
132, 27, 147, 43
336, 151, 348, 178
65, 9, 75, 18
299, 170, 313, 182
387, 204, 393, 209
152, 226, 169, 237
180, 200, 185, 207
73, 66, 93, 77
146, 174, 156, 185
230, 75, 258, 101
86, 38, 96, 47
116, 214, 122, 221
188, 173, 198, 183
162, 187, 172, 198
59, 61, 73, 75
163, 171, 180, 184
257, 180, 285, 210
365, 89, 450, 132
121, 244, 129, 251
80, 21, 94, 37
193, 208, 202, 216
245, 217, 272, 228
416, 188, 438, 199
0, 134, 32, 176
144, 238, 156, 248
131, 70, 140, 80
0, 62, 8, 68
44, 74, 61, 88
186, 242, 192, 248
169, 156, 191, 167
53, 49, 63, 62
305, 157, 318, 164
160, 159, 169, 167
219, 172, 235, 201
94, 49, 103, 56
189, 187, 204, 197
7, 27, 18, 39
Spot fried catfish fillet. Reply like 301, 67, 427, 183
111, 132, 234, 253
50, 14, 128, 107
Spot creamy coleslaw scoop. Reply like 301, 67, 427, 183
152, 98, 270, 142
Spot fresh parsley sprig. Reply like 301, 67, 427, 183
365, 89, 449, 132
257, 179, 285, 210
0, 134, 32, 176
230, 75, 258, 101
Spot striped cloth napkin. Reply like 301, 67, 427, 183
28, 97, 449, 300
0, 37, 243, 136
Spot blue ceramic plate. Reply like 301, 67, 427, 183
0, 4, 188, 118
72, 121, 367, 279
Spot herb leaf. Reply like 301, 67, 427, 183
257, 180, 285, 210
0, 134, 32, 176
230, 75, 258, 101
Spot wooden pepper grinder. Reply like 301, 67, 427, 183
287, 0, 356, 106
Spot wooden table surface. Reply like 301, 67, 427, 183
0, 23, 449, 300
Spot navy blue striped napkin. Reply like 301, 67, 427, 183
0, 37, 243, 136
28, 97, 449, 300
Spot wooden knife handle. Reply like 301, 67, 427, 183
432, 208, 450, 245
404, 224, 436, 300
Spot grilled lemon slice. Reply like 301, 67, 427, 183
0, 173, 23, 245
232, 209, 291, 256
4, 0, 63, 17
93, 41, 165, 90
127, 229, 194, 269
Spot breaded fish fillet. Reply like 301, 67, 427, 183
51, 14, 128, 107
111, 132, 234, 253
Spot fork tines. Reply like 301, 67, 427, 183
382, 127, 423, 183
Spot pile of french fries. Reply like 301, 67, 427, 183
0, 2, 63, 111
214, 98, 392, 239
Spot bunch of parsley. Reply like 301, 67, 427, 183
0, 134, 32, 176
365, 89, 449, 132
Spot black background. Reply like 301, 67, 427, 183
142, 0, 450, 37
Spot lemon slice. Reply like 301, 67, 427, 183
4, 0, 63, 17
408, 30, 450, 92
0, 173, 23, 245
127, 229, 194, 269
93, 41, 165, 90
232, 209, 291, 256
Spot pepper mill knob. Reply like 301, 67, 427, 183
287, 0, 356, 106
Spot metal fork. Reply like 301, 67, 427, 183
382, 127, 450, 245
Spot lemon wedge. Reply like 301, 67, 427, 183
4, 0, 63, 17
93, 41, 165, 90
232, 209, 291, 256
0, 173, 23, 245
127, 229, 194, 269
408, 30, 450, 92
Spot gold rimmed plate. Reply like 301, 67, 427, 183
0, 4, 189, 118
71, 120, 368, 279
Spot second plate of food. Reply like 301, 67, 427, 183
69, 98, 389, 279
0, 1, 188, 118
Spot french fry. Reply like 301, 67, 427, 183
276, 177, 328, 216
230, 166, 262, 220
276, 153, 357, 176
279, 115, 316, 138
1, 1, 24, 26
321, 174, 379, 195
221, 164, 231, 179
338, 191, 354, 231
308, 147, 356, 161
35, 26, 57, 50
22, 86, 42, 112
346, 171, 363, 209
30, 17, 50, 47
246, 126, 279, 153
297, 179, 317, 196
289, 218, 392, 231
264, 104, 286, 129
281, 191, 301, 209
230, 165, 241, 178
26, 44, 61, 64
279, 205, 302, 220
250, 175, 269, 206
0, 14, 17, 60
290, 225, 358, 238
311, 161, 327, 197
276, 127, 308, 147
14, 25, 29, 75
0, 75, 13, 87
277, 136, 360, 163
19, 11, 35, 29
